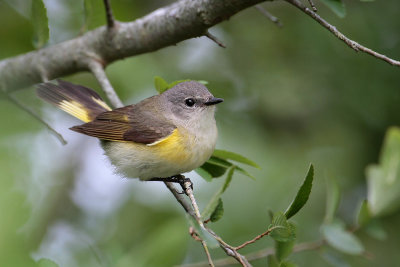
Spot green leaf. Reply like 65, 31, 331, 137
360, 0, 374, 2
275, 240, 295, 262
357, 200, 371, 228
210, 198, 224, 222
320, 0, 346, 18
199, 162, 228, 178
267, 255, 280, 267
235, 165, 256, 180
202, 166, 234, 220
31, 0, 49, 48
367, 127, 400, 217
324, 176, 340, 223
269, 212, 296, 242
204, 156, 255, 179
154, 76, 169, 94
197, 80, 209, 85
167, 79, 191, 89
37, 258, 59, 267
207, 156, 232, 168
213, 149, 260, 168
195, 167, 213, 182
321, 220, 364, 255
284, 164, 314, 220
209, 156, 255, 179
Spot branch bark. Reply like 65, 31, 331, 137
0, 0, 265, 92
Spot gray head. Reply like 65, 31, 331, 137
161, 81, 223, 122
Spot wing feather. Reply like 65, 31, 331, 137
70, 96, 176, 144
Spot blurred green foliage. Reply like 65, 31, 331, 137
1, 0, 400, 266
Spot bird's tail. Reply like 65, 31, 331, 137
37, 80, 112, 122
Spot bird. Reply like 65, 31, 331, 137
37, 80, 223, 180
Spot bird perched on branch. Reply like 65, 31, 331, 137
37, 80, 223, 180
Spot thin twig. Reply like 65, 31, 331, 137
190, 227, 203, 242
182, 180, 215, 267
6, 93, 67, 145
204, 31, 226, 48
285, 0, 400, 67
254, 5, 283, 27
235, 227, 275, 250
164, 182, 195, 217
206, 228, 251, 267
179, 240, 324, 267
103, 0, 115, 28
307, 0, 317, 12
88, 60, 123, 108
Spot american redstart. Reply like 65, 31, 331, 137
37, 80, 223, 180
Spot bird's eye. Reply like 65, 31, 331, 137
185, 98, 195, 107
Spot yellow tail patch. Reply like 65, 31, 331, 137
58, 100, 92, 123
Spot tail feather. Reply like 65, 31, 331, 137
37, 80, 112, 122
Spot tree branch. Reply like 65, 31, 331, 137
164, 181, 195, 217
285, 0, 400, 67
181, 180, 215, 267
88, 60, 123, 108
0, 0, 265, 93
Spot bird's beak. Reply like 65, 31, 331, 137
205, 97, 224, 106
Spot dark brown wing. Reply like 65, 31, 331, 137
70, 96, 176, 144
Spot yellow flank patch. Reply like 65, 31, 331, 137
92, 97, 112, 111
151, 129, 191, 164
58, 100, 91, 122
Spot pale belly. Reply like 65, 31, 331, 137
101, 126, 217, 180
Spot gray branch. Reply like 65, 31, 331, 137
0, 0, 265, 92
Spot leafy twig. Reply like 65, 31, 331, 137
285, 0, 400, 67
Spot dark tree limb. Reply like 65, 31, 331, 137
0, 0, 266, 93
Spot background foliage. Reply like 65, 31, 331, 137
1, 0, 400, 266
